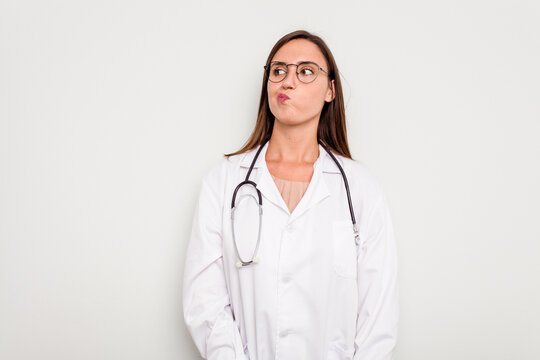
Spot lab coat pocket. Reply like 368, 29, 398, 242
332, 220, 358, 279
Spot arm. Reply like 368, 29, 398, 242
183, 170, 248, 360
354, 191, 400, 360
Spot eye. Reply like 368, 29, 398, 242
273, 68, 286, 76
270, 63, 287, 77
298, 64, 316, 76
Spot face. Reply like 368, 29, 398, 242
267, 39, 335, 127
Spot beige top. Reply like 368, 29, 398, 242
271, 175, 310, 213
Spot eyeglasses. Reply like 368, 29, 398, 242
264, 61, 329, 84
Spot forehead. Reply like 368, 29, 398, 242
271, 39, 327, 67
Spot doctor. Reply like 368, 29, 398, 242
183, 30, 399, 359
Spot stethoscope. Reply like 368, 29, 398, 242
231, 139, 359, 268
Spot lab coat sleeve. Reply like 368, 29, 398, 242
353, 189, 399, 360
183, 168, 248, 360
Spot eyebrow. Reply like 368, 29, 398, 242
271, 60, 315, 64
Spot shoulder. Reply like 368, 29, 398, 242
199, 151, 254, 197
328, 155, 388, 215
337, 156, 384, 195
336, 156, 394, 233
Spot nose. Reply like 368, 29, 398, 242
281, 64, 298, 89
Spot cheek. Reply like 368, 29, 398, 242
266, 82, 328, 117
267, 84, 275, 103
267, 83, 284, 104
297, 86, 328, 110
267, 85, 280, 116
267, 83, 280, 97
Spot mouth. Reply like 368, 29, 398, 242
278, 93, 290, 103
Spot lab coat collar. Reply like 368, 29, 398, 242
238, 142, 343, 218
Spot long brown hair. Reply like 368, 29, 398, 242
226, 30, 351, 159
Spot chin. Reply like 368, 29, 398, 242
274, 116, 308, 127
272, 108, 296, 124
273, 112, 295, 124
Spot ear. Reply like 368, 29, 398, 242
325, 79, 335, 102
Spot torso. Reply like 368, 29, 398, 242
271, 175, 310, 213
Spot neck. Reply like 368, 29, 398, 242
266, 118, 319, 163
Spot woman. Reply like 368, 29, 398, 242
183, 30, 399, 359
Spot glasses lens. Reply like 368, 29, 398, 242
297, 62, 319, 83
268, 63, 287, 82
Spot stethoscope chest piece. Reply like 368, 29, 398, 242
236, 256, 260, 268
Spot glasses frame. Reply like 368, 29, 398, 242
264, 61, 329, 84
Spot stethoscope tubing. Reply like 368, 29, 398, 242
230, 139, 359, 268
317, 141, 358, 235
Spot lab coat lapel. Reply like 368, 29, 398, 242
289, 145, 332, 222
256, 166, 291, 214
239, 143, 343, 218
239, 143, 290, 214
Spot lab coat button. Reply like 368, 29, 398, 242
282, 276, 291, 284
279, 330, 289, 338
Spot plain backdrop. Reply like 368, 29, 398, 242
1, 0, 539, 359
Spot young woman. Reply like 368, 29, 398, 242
183, 30, 399, 360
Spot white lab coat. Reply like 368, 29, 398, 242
183, 142, 399, 360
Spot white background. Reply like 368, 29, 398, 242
1, 1, 539, 359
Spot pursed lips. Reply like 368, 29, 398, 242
278, 93, 290, 103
